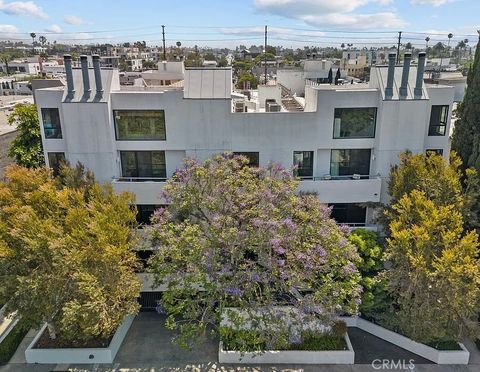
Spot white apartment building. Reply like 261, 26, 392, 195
35, 53, 453, 229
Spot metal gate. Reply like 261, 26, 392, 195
138, 292, 163, 311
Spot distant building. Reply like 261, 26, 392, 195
277, 60, 346, 96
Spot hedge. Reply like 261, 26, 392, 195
0, 319, 29, 365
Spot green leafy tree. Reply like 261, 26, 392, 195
452, 35, 480, 171
7, 104, 44, 168
236, 72, 258, 89
387, 151, 480, 230
0, 166, 141, 341
348, 229, 392, 321
385, 190, 480, 343
149, 154, 362, 351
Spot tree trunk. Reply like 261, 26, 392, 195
47, 322, 57, 340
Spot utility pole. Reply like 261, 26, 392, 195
396, 31, 402, 63
264, 25, 268, 85
162, 25, 166, 61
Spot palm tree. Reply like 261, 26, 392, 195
39, 35, 47, 46
425, 36, 430, 49
30, 32, 36, 53
0, 53, 12, 75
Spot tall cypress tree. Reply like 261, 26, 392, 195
452, 35, 480, 170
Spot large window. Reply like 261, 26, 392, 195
47, 152, 66, 175
41, 108, 62, 139
333, 108, 376, 138
115, 110, 166, 140
233, 152, 259, 167
329, 203, 366, 225
120, 151, 166, 180
330, 149, 371, 177
428, 105, 448, 136
293, 151, 314, 179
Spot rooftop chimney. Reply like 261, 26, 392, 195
80, 55, 90, 94
63, 55, 74, 95
399, 52, 412, 99
92, 55, 103, 93
414, 52, 426, 98
385, 52, 396, 99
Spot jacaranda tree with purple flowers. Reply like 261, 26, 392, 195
148, 154, 361, 351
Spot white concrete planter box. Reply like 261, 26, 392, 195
25, 315, 134, 364
218, 333, 354, 364
340, 316, 469, 365
0, 304, 19, 344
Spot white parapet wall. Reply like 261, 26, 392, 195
25, 315, 135, 364
0, 305, 19, 344
218, 333, 354, 364
340, 316, 470, 365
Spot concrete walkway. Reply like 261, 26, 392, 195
1, 312, 480, 371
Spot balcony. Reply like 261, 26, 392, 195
298, 175, 382, 203
111, 178, 167, 205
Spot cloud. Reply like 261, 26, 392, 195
0, 0, 47, 18
411, 0, 453, 6
253, 0, 404, 29
0, 24, 19, 38
45, 24, 61, 33
64, 15, 85, 25
219, 26, 325, 38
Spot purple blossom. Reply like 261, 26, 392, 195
315, 245, 327, 257
339, 224, 352, 235
289, 332, 302, 345
252, 218, 262, 227
225, 287, 243, 296
343, 262, 357, 274
269, 238, 282, 248
251, 273, 261, 282
274, 246, 287, 255
354, 297, 362, 305
277, 259, 285, 267
282, 218, 296, 230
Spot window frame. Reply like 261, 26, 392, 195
293, 151, 314, 179
330, 149, 371, 178
120, 150, 167, 180
114, 110, 167, 141
428, 105, 449, 136
329, 203, 367, 225
332, 107, 377, 139
47, 152, 66, 175
41, 108, 62, 139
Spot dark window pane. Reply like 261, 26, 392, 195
333, 108, 376, 138
233, 152, 259, 167
41, 108, 62, 139
115, 110, 166, 140
329, 203, 366, 225
120, 151, 166, 179
428, 105, 448, 136
47, 152, 66, 175
136, 204, 165, 225
293, 151, 314, 178
330, 149, 371, 176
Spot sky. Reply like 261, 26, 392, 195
0, 0, 478, 48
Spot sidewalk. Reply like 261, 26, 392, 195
1, 312, 479, 371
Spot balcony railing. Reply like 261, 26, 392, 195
114, 177, 167, 182
299, 174, 380, 181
